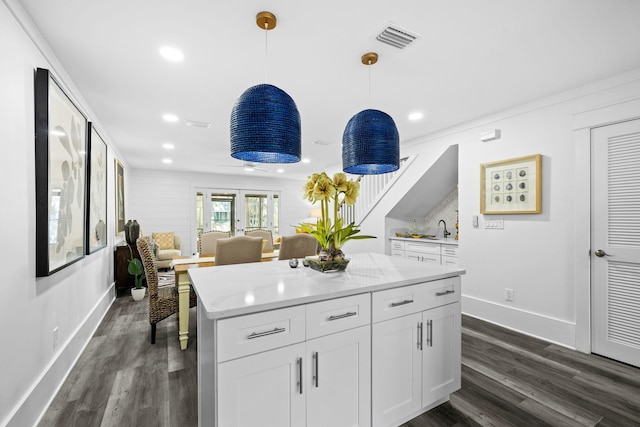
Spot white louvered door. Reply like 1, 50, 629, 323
592, 119, 640, 368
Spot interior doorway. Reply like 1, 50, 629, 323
591, 118, 640, 368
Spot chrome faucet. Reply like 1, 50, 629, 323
438, 219, 451, 239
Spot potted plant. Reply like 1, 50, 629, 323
128, 245, 146, 301
296, 172, 375, 271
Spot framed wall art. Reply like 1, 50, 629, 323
86, 123, 108, 253
35, 68, 88, 276
115, 158, 126, 235
480, 154, 542, 214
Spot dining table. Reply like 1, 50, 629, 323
171, 250, 280, 350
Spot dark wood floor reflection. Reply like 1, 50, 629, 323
40, 296, 640, 426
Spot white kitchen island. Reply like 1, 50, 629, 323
189, 252, 465, 427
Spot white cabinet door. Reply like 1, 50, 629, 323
307, 326, 371, 427
372, 313, 422, 427
218, 342, 306, 427
422, 302, 461, 406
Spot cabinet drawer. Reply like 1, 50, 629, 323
306, 293, 370, 340
442, 256, 459, 267
390, 240, 405, 251
372, 283, 428, 323
217, 306, 305, 362
391, 249, 405, 258
405, 241, 440, 255
406, 251, 440, 265
441, 245, 458, 257
422, 276, 461, 310
372, 277, 462, 323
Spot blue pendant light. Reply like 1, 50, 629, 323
343, 52, 399, 175
230, 12, 301, 164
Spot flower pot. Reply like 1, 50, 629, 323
307, 257, 350, 273
131, 287, 146, 301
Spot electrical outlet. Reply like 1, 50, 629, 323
505, 288, 514, 302
53, 327, 59, 350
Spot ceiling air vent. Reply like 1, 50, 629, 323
185, 119, 212, 128
375, 23, 420, 50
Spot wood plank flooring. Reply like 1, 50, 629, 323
39, 296, 640, 426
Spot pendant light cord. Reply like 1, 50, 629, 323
368, 60, 372, 108
264, 23, 269, 83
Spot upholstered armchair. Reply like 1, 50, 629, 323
278, 234, 318, 260
215, 236, 263, 266
244, 229, 274, 251
198, 230, 231, 256
151, 232, 181, 269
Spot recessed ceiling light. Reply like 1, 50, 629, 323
163, 113, 179, 123
408, 111, 424, 121
302, 158, 310, 164
276, 168, 284, 173
162, 143, 175, 150
162, 158, 173, 164
159, 46, 184, 62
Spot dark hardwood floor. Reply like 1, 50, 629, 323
39, 296, 640, 426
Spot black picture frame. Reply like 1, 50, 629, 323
35, 67, 88, 276
86, 123, 108, 254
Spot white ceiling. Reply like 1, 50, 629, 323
17, 0, 640, 179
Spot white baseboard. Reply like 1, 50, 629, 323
462, 294, 576, 350
5, 283, 116, 427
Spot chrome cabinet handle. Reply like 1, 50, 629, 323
417, 322, 423, 350
328, 311, 357, 321
427, 320, 433, 347
247, 327, 286, 340
435, 289, 455, 297
390, 299, 414, 307
312, 352, 319, 387
297, 357, 303, 394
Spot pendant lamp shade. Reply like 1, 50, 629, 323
342, 109, 399, 175
230, 83, 301, 163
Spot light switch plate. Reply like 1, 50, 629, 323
485, 219, 504, 229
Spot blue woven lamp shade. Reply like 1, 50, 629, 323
230, 83, 301, 163
342, 109, 400, 175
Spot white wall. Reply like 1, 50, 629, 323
4, 0, 640, 422
349, 67, 640, 350
1, 2, 122, 425
127, 169, 310, 255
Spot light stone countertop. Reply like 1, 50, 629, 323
389, 236, 459, 246
189, 252, 465, 320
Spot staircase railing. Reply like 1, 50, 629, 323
340, 156, 412, 224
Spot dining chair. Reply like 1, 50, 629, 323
244, 229, 274, 252
137, 236, 197, 344
278, 234, 319, 260
198, 230, 231, 256
215, 236, 263, 266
